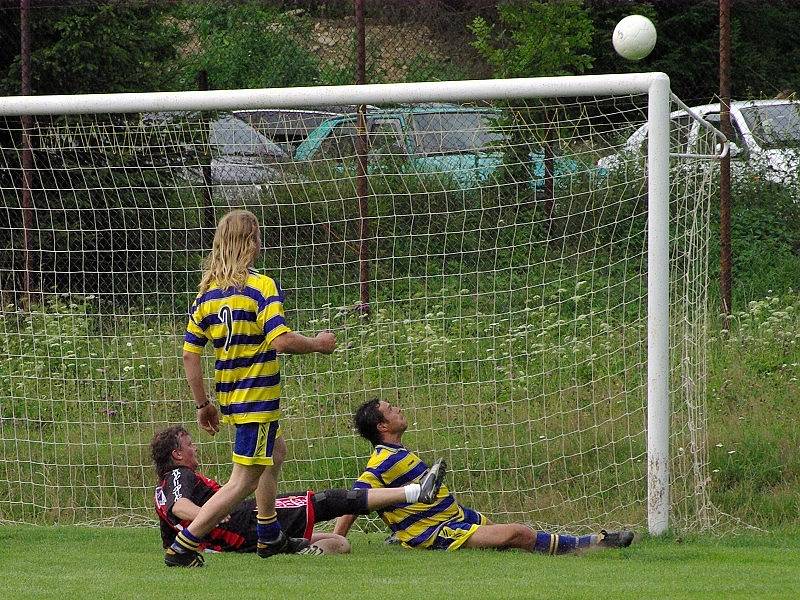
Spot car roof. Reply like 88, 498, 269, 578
293, 104, 498, 160
321, 103, 496, 123
670, 98, 800, 118
234, 106, 378, 138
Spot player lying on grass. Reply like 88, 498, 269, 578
151, 425, 446, 559
333, 399, 635, 554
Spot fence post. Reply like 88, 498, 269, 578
20, 0, 35, 304
354, 0, 370, 314
196, 69, 215, 248
719, 0, 733, 324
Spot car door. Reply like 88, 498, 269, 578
696, 111, 751, 180
408, 110, 503, 188
209, 115, 287, 184
369, 118, 406, 158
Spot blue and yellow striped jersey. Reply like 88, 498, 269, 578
183, 270, 291, 424
353, 443, 463, 548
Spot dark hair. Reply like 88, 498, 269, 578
151, 425, 189, 478
353, 398, 385, 446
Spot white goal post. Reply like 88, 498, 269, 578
0, 74, 721, 535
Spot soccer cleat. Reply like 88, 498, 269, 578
418, 458, 447, 504
597, 529, 635, 549
257, 530, 311, 557
164, 548, 205, 568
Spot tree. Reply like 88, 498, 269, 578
177, 2, 321, 90
586, 0, 800, 102
0, 4, 184, 96
470, 0, 594, 78
469, 0, 594, 214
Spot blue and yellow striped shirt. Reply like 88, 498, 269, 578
183, 271, 291, 424
353, 443, 463, 548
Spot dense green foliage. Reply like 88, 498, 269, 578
0, 117, 207, 298
469, 2, 595, 204
0, 4, 183, 95
470, 1, 594, 78
709, 180, 800, 307
177, 3, 322, 90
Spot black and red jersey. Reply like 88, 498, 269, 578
155, 467, 316, 552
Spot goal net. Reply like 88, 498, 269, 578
0, 76, 721, 532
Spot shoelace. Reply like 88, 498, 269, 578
297, 544, 324, 556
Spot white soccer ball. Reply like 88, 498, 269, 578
613, 15, 657, 61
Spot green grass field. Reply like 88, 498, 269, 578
2, 527, 800, 600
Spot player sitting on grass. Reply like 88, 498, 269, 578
152, 425, 446, 558
333, 399, 635, 554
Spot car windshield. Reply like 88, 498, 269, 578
210, 115, 287, 158
740, 103, 800, 150
410, 111, 504, 155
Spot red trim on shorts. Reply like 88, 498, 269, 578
303, 490, 316, 540
207, 524, 245, 550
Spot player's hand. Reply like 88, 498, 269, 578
197, 402, 220, 435
315, 330, 337, 354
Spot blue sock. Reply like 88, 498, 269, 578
170, 528, 201, 554
533, 531, 595, 555
257, 513, 281, 543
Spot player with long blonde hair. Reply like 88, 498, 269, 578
165, 209, 336, 567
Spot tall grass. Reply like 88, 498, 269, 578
0, 171, 797, 531
705, 293, 800, 527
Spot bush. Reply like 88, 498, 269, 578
709, 180, 800, 307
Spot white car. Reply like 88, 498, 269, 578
598, 99, 800, 185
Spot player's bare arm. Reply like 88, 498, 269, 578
271, 330, 336, 354
333, 514, 357, 537
182, 351, 219, 435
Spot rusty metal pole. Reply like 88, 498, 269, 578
20, 0, 34, 303
719, 0, 732, 323
355, 0, 370, 314
196, 69, 215, 248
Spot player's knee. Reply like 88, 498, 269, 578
228, 468, 262, 497
512, 524, 535, 547
234, 476, 259, 497
272, 437, 287, 468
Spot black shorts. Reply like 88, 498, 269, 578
219, 488, 373, 552
275, 488, 372, 540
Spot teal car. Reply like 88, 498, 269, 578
293, 104, 579, 189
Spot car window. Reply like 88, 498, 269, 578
235, 109, 343, 152
671, 115, 693, 153
739, 103, 800, 149
316, 121, 358, 159
369, 119, 405, 155
410, 111, 504, 155
699, 113, 746, 156
209, 115, 287, 158
626, 116, 691, 155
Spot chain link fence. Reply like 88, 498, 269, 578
0, 0, 495, 98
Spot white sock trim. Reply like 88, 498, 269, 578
404, 483, 421, 503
